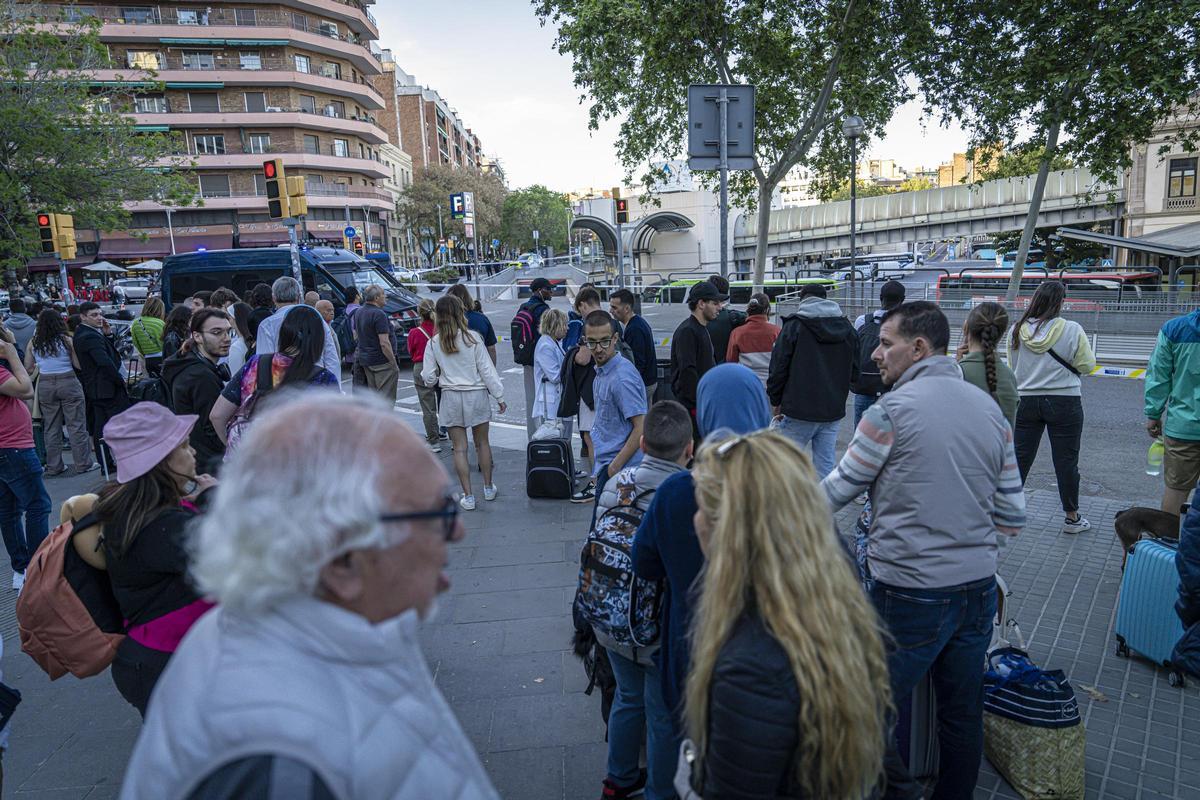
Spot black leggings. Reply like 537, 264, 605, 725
110, 637, 173, 717
1014, 395, 1084, 514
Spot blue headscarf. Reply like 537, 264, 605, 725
697, 363, 772, 439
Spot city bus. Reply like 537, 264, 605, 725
936, 269, 1162, 307
655, 276, 838, 304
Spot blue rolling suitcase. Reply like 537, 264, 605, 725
1114, 538, 1187, 687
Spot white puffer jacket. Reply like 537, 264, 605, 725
119, 597, 498, 800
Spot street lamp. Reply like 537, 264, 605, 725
842, 114, 865, 298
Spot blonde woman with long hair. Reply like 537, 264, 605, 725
423, 294, 506, 510
683, 431, 891, 799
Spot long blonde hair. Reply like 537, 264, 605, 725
686, 431, 892, 799
434, 294, 475, 355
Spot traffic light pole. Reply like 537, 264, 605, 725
718, 86, 729, 279
56, 254, 72, 304
615, 220, 624, 288
284, 218, 302, 286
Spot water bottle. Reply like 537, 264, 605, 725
1147, 439, 1165, 476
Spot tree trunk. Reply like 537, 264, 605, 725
1005, 120, 1063, 302
752, 180, 776, 291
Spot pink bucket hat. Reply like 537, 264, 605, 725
103, 402, 198, 483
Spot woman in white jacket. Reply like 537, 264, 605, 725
1005, 281, 1096, 534
424, 295, 506, 510
533, 309, 568, 425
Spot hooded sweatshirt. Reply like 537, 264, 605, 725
632, 363, 770, 723
1145, 309, 1200, 441
6, 313, 35, 357
1005, 317, 1095, 397
766, 296, 859, 422
163, 348, 230, 474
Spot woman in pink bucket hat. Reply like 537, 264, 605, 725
93, 402, 218, 716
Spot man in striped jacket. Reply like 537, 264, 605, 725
822, 300, 1025, 800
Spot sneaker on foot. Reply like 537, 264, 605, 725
12, 571, 24, 591
571, 484, 596, 504
427, 442, 442, 453
1063, 516, 1091, 535
483, 484, 498, 501
459, 495, 476, 511
438, 428, 449, 440
44, 466, 68, 477
600, 769, 647, 799
73, 462, 101, 475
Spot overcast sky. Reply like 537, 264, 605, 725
376, 1, 970, 192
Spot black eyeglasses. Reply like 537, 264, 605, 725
379, 492, 459, 541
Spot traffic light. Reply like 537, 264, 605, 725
36, 212, 56, 254
263, 158, 288, 219
353, 239, 364, 256
615, 198, 630, 224
55, 214, 77, 260
286, 175, 307, 217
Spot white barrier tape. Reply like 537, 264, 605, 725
1090, 366, 1146, 380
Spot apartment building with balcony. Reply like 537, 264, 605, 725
33, 0, 395, 260
388, 62, 484, 173
1125, 111, 1200, 239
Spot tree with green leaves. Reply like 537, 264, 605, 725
500, 185, 570, 253
976, 145, 1074, 183
918, 0, 1200, 299
534, 0, 935, 285
991, 224, 1106, 269
898, 176, 935, 193
0, 5, 195, 276
397, 165, 506, 265
828, 179, 896, 201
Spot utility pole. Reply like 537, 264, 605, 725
436, 203, 444, 265
718, 87, 729, 278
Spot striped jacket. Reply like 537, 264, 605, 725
725, 314, 781, 385
822, 356, 1025, 589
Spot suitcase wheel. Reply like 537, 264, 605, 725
1115, 638, 1130, 658
1169, 670, 1186, 688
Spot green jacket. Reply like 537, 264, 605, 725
1145, 310, 1200, 441
959, 351, 1018, 429
130, 315, 165, 356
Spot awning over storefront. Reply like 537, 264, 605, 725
98, 232, 234, 258
25, 256, 94, 273
237, 231, 291, 246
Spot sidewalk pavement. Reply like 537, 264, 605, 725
0, 412, 1197, 799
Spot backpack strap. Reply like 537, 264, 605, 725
255, 353, 276, 396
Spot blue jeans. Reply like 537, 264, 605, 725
853, 392, 877, 428
774, 416, 840, 478
606, 648, 676, 800
0, 447, 52, 573
871, 576, 997, 800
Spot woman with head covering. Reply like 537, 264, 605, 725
95, 402, 218, 716
630, 363, 770, 732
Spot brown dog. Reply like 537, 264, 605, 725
1114, 507, 1181, 568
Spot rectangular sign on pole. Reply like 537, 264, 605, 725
686, 84, 756, 171
464, 221, 475, 238
449, 193, 466, 219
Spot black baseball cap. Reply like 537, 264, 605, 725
529, 277, 551, 292
688, 281, 728, 303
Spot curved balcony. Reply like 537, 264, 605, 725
124, 185, 395, 214
183, 153, 391, 180
87, 69, 384, 109
132, 111, 388, 144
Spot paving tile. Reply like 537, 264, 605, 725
491, 692, 606, 751
437, 651, 564, 703
563, 741, 609, 799
502, 616, 576, 656
483, 747, 564, 799
453, 587, 569, 623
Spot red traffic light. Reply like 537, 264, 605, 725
616, 199, 628, 211
37, 213, 51, 226
263, 160, 278, 179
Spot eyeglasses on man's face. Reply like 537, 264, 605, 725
379, 491, 459, 541
584, 336, 615, 351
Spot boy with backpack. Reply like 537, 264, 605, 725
850, 280, 906, 426
512, 277, 553, 436
574, 400, 694, 800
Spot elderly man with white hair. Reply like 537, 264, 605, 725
119, 393, 498, 800
254, 276, 343, 381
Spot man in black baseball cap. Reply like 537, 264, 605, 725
529, 276, 552, 296
669, 280, 728, 436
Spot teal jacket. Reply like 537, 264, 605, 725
1145, 310, 1200, 441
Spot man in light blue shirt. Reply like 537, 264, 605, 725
255, 277, 343, 383
586, 310, 647, 483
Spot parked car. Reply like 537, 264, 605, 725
111, 277, 151, 303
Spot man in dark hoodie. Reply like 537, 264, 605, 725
162, 308, 231, 474
702, 275, 746, 365
766, 283, 858, 478
5, 298, 36, 358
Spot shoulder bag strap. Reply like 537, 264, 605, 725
1045, 346, 1081, 376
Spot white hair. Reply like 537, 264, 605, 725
190, 391, 416, 613
272, 276, 301, 304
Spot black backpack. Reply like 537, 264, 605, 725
511, 301, 541, 366
850, 313, 886, 398
129, 374, 174, 411
331, 313, 355, 359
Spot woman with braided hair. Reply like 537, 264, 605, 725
957, 302, 1018, 427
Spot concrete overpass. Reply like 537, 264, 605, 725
732, 168, 1124, 267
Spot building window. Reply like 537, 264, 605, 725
63, 6, 98, 22
187, 92, 220, 112
235, 8, 256, 25
292, 12, 309, 31
1168, 157, 1197, 198
176, 8, 207, 25
239, 51, 262, 70
247, 133, 271, 154
319, 61, 341, 80
253, 173, 267, 195
134, 95, 168, 113
181, 50, 216, 70
244, 92, 266, 112
125, 50, 161, 69
193, 134, 226, 155
359, 143, 365, 159
198, 174, 231, 197
332, 138, 349, 157
120, 6, 157, 24
91, 97, 113, 114
294, 54, 311, 74
303, 134, 320, 155
322, 100, 344, 118
318, 20, 339, 38
298, 95, 316, 114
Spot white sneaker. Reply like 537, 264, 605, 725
427, 442, 442, 453
483, 484, 498, 501
459, 495, 476, 511
12, 571, 24, 592
1063, 516, 1091, 535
